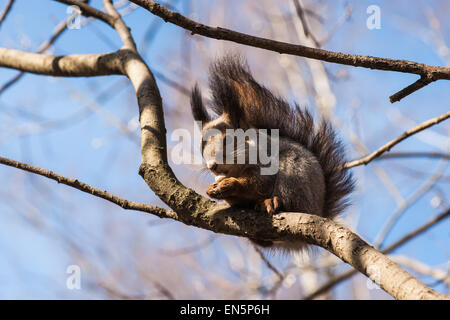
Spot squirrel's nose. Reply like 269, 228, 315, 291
207, 160, 217, 171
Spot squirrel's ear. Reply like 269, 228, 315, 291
190, 84, 210, 123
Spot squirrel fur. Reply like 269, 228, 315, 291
190, 55, 354, 250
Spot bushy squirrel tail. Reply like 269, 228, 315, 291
191, 54, 354, 219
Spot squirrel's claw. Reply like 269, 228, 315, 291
255, 196, 281, 215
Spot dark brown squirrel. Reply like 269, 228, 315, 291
190, 54, 354, 250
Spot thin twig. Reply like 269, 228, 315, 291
160, 235, 216, 256
54, 0, 115, 26
377, 152, 450, 160
0, 0, 14, 28
103, 0, 137, 50
319, 6, 352, 46
253, 245, 284, 280
344, 112, 450, 169
0, 155, 177, 220
292, 0, 320, 47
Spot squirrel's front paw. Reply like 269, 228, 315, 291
206, 177, 240, 199
255, 196, 282, 215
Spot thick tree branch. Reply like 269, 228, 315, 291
0, 48, 124, 76
344, 112, 450, 169
129, 0, 450, 102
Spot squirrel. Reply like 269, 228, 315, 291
190, 54, 354, 250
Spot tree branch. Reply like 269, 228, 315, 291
377, 152, 450, 160
103, 0, 137, 50
129, 0, 450, 102
54, 0, 115, 27
0, 0, 14, 28
0, 155, 176, 219
344, 111, 450, 169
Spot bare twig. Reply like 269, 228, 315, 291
160, 235, 216, 256
152, 68, 191, 96
253, 245, 283, 280
390, 76, 434, 103
344, 112, 450, 169
0, 0, 14, 28
319, 5, 352, 46
152, 280, 176, 300
103, 0, 137, 50
292, 0, 320, 47
253, 244, 286, 298
0, 155, 177, 220
98, 281, 146, 299
54, 0, 115, 26
377, 152, 450, 160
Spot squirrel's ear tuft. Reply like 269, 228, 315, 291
208, 54, 248, 128
190, 84, 210, 123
